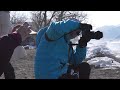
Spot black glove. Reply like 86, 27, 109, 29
80, 23, 92, 31
78, 35, 91, 48
79, 37, 87, 48
78, 23, 93, 48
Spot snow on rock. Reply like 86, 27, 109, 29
86, 40, 120, 69
107, 41, 120, 51
87, 57, 120, 69
86, 43, 114, 60
71, 38, 120, 69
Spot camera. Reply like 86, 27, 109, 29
78, 23, 103, 47
82, 31, 103, 40
80, 23, 103, 40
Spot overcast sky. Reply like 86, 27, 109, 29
10, 11, 120, 30
85, 11, 120, 29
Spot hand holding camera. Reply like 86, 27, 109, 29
78, 23, 103, 48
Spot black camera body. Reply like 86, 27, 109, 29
80, 23, 103, 40
78, 23, 103, 47
82, 30, 103, 40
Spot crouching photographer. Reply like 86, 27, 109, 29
34, 19, 103, 79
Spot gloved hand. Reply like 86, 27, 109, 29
78, 35, 91, 48
78, 23, 93, 48
78, 37, 87, 48
80, 23, 92, 31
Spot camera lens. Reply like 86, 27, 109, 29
95, 31, 103, 39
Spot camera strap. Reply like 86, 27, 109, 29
67, 41, 76, 72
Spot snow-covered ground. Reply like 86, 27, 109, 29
86, 39, 120, 69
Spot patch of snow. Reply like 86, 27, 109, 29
87, 56, 120, 69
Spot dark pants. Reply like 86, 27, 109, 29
0, 62, 15, 79
59, 62, 91, 79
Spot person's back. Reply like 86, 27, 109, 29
10, 25, 27, 61
36, 26, 48, 48
35, 26, 66, 79
34, 19, 87, 79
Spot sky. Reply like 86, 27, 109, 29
85, 11, 120, 29
10, 11, 120, 30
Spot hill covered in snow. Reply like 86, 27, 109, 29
95, 25, 120, 41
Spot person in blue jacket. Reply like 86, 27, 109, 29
34, 19, 92, 79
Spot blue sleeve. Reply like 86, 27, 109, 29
36, 26, 48, 48
46, 19, 80, 40
70, 46, 87, 66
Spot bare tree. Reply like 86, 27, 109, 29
56, 11, 88, 22
50, 11, 88, 22
10, 11, 28, 24
31, 11, 43, 31
30, 11, 88, 31
31, 11, 58, 31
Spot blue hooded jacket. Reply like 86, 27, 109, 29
34, 19, 87, 79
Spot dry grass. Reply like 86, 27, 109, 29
1, 49, 120, 79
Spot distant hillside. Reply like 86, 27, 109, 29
113, 35, 120, 41
95, 25, 120, 41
